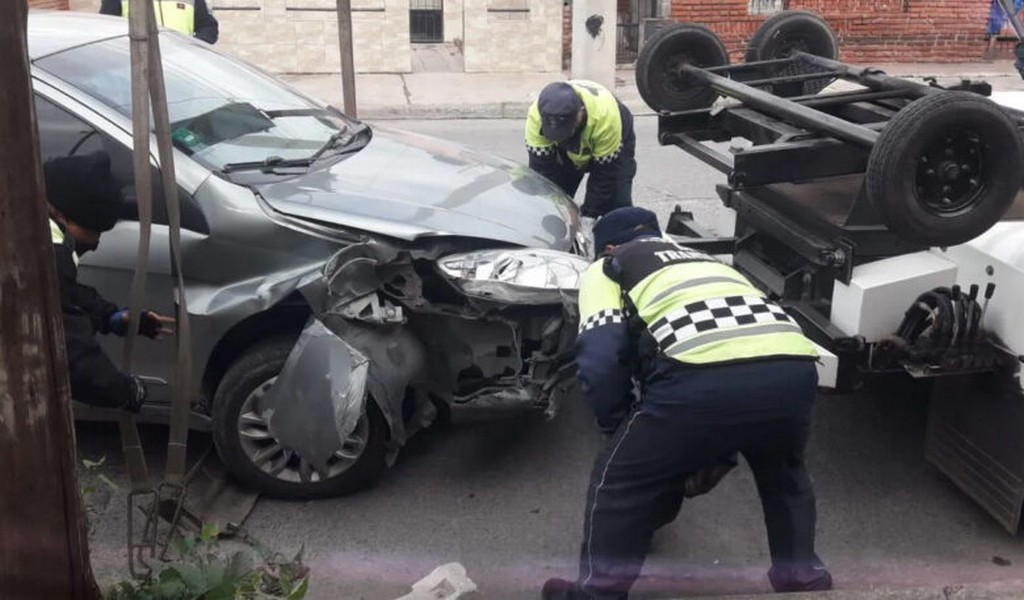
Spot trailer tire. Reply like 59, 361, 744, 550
865, 91, 1023, 247
745, 11, 838, 96
636, 23, 729, 112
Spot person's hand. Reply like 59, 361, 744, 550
122, 376, 148, 413
139, 311, 175, 339
110, 310, 175, 339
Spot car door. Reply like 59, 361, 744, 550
34, 91, 182, 406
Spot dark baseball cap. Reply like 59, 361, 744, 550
537, 82, 583, 143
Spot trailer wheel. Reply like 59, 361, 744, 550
865, 91, 1023, 247
745, 11, 838, 96
636, 23, 729, 112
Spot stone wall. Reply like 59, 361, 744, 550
214, 0, 411, 73
462, 0, 562, 72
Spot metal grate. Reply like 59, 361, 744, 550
617, 0, 657, 64
410, 0, 443, 43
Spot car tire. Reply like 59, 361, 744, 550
636, 23, 729, 113
212, 337, 389, 499
744, 11, 838, 96
865, 91, 1023, 247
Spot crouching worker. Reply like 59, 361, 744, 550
544, 207, 831, 599
45, 151, 175, 412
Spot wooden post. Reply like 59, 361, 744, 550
0, 2, 102, 599
335, 0, 358, 117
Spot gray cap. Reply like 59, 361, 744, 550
537, 82, 583, 143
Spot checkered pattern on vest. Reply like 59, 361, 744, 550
649, 295, 795, 351
579, 308, 625, 333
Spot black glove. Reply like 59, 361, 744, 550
138, 311, 163, 339
122, 376, 148, 413
109, 310, 163, 339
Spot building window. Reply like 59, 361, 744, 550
748, 0, 783, 15
410, 0, 444, 42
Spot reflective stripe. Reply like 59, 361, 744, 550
121, 0, 195, 35
578, 259, 624, 328
646, 276, 750, 307
49, 219, 64, 244
664, 322, 806, 356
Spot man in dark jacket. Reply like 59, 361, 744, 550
543, 207, 831, 599
100, 0, 219, 45
45, 151, 174, 412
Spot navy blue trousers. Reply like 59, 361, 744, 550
575, 358, 829, 599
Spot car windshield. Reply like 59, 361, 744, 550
34, 34, 357, 172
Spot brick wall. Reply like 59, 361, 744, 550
669, 0, 1004, 63
29, 0, 69, 9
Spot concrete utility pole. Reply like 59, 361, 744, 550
571, 0, 617, 89
0, 2, 101, 599
335, 0, 358, 117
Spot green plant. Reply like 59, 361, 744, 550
106, 523, 308, 600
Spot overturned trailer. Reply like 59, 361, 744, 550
638, 12, 1024, 532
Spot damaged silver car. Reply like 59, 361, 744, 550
29, 12, 589, 498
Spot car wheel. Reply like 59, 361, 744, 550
212, 338, 389, 499
636, 23, 729, 113
865, 91, 1023, 247
744, 10, 838, 96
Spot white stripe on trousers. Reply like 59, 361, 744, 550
581, 409, 645, 590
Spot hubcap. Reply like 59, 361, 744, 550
914, 131, 985, 215
237, 377, 369, 484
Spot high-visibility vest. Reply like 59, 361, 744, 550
50, 218, 79, 266
582, 236, 818, 366
525, 80, 625, 169
121, 0, 195, 36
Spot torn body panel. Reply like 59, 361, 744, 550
265, 236, 585, 471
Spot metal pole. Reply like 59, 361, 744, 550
680, 64, 881, 148
795, 52, 937, 99
335, 0, 358, 117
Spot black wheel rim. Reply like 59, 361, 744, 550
914, 130, 986, 216
772, 34, 812, 58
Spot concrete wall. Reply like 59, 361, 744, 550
462, 0, 562, 72
214, 0, 411, 73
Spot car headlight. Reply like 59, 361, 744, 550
437, 248, 592, 305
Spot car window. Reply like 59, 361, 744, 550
34, 34, 356, 173
34, 93, 207, 233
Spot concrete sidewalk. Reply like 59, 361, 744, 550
282, 61, 1024, 120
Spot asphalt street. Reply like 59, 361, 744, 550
80, 117, 1024, 598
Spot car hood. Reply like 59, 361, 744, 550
256, 127, 579, 250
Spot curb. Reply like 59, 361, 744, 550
715, 580, 1024, 600
359, 101, 533, 120
354, 73, 1020, 120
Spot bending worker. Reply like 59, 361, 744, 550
545, 207, 831, 599
46, 151, 175, 412
100, 0, 219, 45
525, 80, 636, 221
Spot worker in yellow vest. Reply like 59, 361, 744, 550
525, 80, 636, 222
543, 207, 832, 599
100, 0, 219, 45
